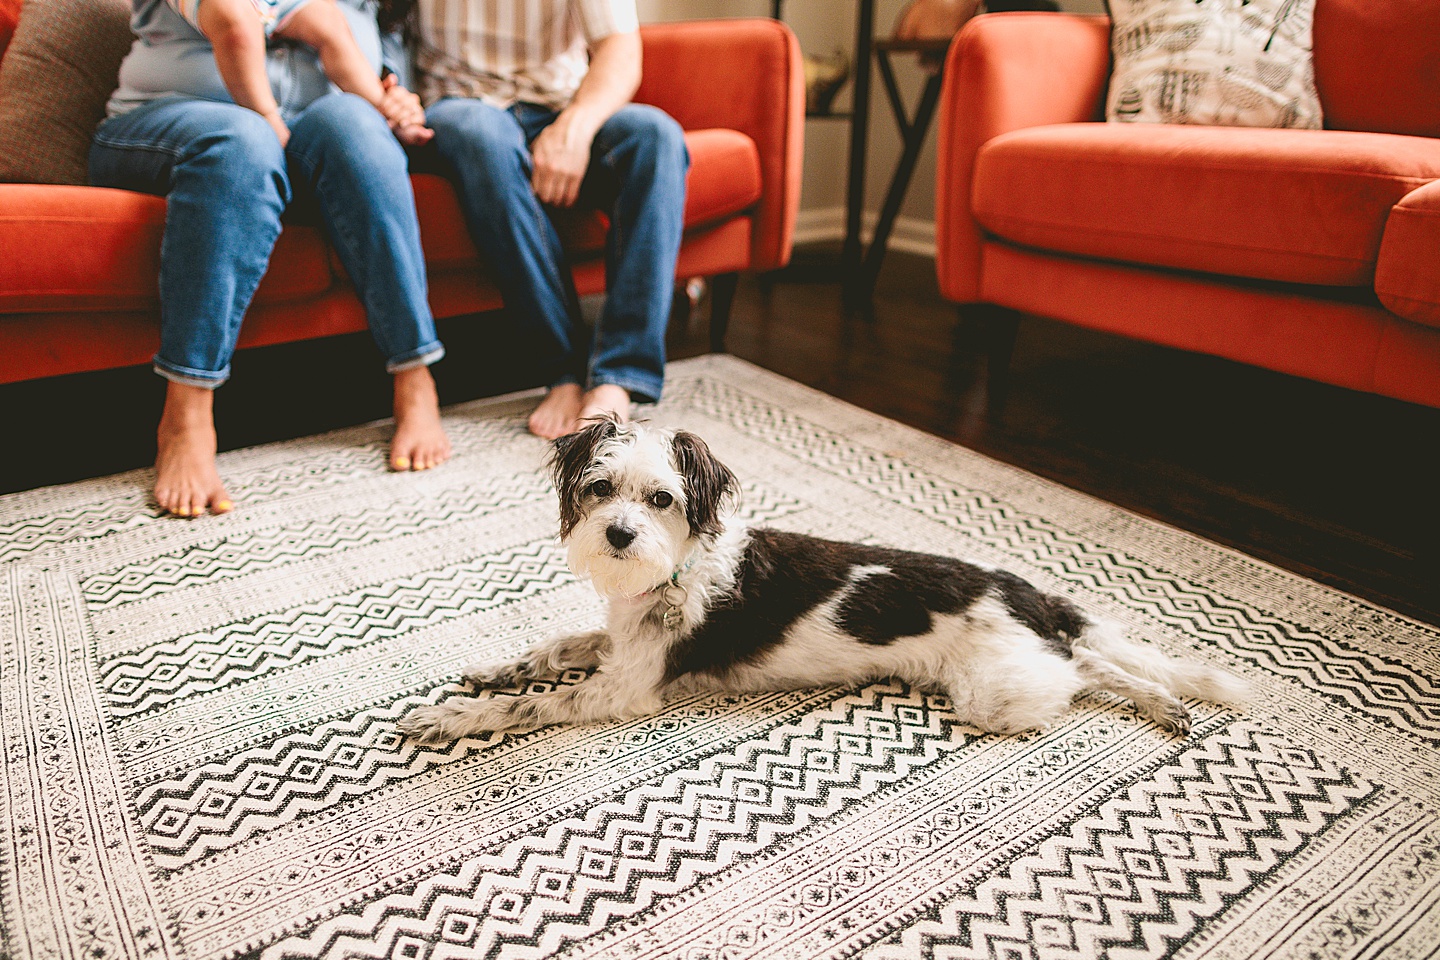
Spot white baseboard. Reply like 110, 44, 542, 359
792, 206, 936, 258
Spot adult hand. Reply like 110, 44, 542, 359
529, 109, 598, 208
379, 74, 433, 145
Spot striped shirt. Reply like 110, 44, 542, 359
415, 0, 639, 109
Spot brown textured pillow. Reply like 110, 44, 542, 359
0, 0, 134, 185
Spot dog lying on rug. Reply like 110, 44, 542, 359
399, 417, 1246, 743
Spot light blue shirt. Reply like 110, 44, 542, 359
107, 0, 403, 120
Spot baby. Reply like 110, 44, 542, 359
198, 0, 432, 146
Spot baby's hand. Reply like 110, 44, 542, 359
262, 109, 291, 148
377, 74, 431, 146
394, 122, 434, 146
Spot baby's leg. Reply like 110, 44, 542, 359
276, 0, 386, 106
196, 0, 289, 144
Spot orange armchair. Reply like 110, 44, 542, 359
934, 5, 1440, 408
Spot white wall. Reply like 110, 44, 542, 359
639, 0, 1105, 256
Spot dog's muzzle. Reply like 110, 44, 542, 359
606, 523, 637, 550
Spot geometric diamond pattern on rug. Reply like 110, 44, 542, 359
250, 684, 973, 959
0, 490, 155, 564
100, 539, 574, 719
862, 724, 1379, 959
80, 474, 552, 610
4, 355, 1439, 960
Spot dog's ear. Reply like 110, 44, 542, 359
670, 430, 737, 537
549, 416, 619, 538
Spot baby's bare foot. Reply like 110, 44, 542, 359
394, 123, 434, 146
391, 367, 451, 471
529, 383, 584, 439
155, 384, 231, 518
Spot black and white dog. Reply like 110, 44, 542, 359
399, 416, 1245, 743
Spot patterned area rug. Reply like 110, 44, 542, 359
3, 355, 1438, 960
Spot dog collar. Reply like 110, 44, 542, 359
654, 550, 700, 631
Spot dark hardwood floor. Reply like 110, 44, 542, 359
3, 248, 1437, 625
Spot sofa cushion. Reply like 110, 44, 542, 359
1376, 180, 1440, 330
0, 0, 134, 186
1312, 0, 1440, 138
973, 122, 1440, 287
1106, 0, 1322, 130
413, 128, 762, 269
0, 184, 334, 312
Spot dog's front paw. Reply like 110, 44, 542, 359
398, 696, 542, 742
397, 702, 474, 743
462, 659, 525, 687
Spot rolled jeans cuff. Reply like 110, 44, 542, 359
595, 373, 662, 406
386, 343, 445, 374
550, 372, 663, 405
153, 357, 229, 389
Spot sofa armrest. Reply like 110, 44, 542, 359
636, 18, 803, 272
936, 12, 1111, 302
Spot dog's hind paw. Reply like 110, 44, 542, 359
1147, 700, 1193, 737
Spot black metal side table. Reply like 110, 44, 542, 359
860, 36, 951, 296
771, 0, 876, 283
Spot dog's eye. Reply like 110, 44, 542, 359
650, 491, 674, 508
588, 479, 613, 498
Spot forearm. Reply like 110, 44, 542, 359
279, 2, 386, 106
197, 0, 281, 119
558, 30, 641, 140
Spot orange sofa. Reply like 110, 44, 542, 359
935, 2, 1440, 408
0, 13, 803, 386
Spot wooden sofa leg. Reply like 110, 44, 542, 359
709, 272, 739, 353
982, 304, 1021, 376
955, 303, 1021, 407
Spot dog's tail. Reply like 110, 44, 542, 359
1074, 621, 1250, 705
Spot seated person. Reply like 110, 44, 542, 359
94, 0, 449, 517
413, 0, 689, 438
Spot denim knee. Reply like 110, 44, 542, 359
289, 93, 406, 175
599, 105, 689, 178
427, 99, 531, 180
188, 110, 290, 202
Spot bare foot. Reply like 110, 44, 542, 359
578, 384, 632, 425
154, 383, 232, 518
528, 383, 584, 439
391, 366, 451, 471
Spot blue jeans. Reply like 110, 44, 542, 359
89, 93, 443, 388
425, 99, 688, 403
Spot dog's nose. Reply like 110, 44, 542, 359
606, 524, 637, 549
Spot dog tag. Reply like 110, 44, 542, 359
661, 582, 688, 631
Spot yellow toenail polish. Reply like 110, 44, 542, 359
395, 457, 410, 470
216, 501, 232, 512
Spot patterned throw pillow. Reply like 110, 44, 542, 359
0, 0, 135, 185
1105, 0, 1322, 129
